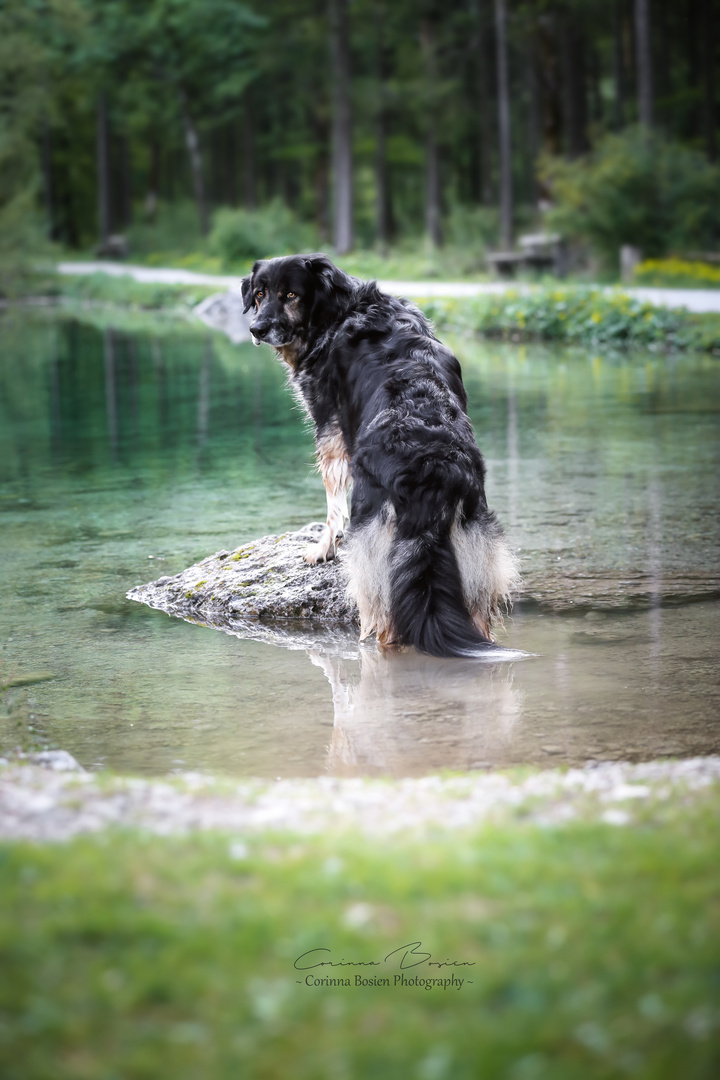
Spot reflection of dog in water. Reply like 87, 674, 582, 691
308, 648, 523, 776
242, 254, 520, 657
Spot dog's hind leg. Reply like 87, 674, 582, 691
305, 426, 351, 565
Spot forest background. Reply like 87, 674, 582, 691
1, 0, 719, 286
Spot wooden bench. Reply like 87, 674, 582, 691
487, 233, 567, 278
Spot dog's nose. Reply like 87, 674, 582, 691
251, 322, 269, 339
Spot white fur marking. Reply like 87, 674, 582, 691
450, 518, 521, 638
304, 427, 351, 565
344, 504, 396, 642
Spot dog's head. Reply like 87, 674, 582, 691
241, 254, 354, 358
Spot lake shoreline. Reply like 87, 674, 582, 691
2, 752, 719, 843
5, 268, 720, 352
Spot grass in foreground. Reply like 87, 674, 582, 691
1, 795, 719, 1079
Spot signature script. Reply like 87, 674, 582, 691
294, 942, 475, 971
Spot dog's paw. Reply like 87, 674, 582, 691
304, 527, 345, 565
304, 542, 334, 565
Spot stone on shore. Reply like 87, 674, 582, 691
193, 290, 252, 343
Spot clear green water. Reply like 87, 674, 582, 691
1, 311, 719, 777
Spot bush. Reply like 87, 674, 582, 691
209, 201, 320, 266
423, 286, 720, 352
634, 258, 720, 288
540, 128, 720, 270
127, 200, 205, 258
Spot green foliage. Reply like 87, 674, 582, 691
442, 204, 498, 271
1, 792, 719, 1077
424, 287, 720, 353
0, 0, 74, 288
138, 0, 264, 114
127, 200, 206, 258
541, 129, 720, 269
209, 201, 322, 266
1, 0, 720, 271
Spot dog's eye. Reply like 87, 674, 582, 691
255, 289, 264, 300
287, 291, 296, 299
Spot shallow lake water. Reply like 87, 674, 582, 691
1, 310, 718, 777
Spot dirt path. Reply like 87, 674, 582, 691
56, 261, 720, 313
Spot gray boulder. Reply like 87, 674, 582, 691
194, 290, 252, 343
127, 523, 360, 653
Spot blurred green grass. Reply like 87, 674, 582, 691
1, 794, 719, 1079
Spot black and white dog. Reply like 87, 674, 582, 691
241, 254, 520, 657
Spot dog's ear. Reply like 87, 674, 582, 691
304, 254, 354, 323
240, 275, 254, 314
240, 260, 265, 314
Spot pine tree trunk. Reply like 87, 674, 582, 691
526, 35, 539, 203
495, 0, 513, 249
701, 0, 717, 160
374, 2, 394, 249
471, 0, 494, 205
561, 16, 588, 157
613, 0, 626, 129
41, 116, 54, 240
481, 8, 495, 203
119, 134, 132, 228
312, 111, 330, 242
226, 125, 237, 206
634, 0, 653, 127
375, 110, 393, 248
537, 14, 562, 158
96, 94, 111, 245
178, 87, 209, 236
145, 137, 160, 222
421, 17, 443, 248
329, 0, 353, 254
425, 117, 442, 248
243, 102, 256, 211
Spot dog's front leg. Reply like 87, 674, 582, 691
305, 428, 350, 565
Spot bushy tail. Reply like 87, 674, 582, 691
389, 528, 496, 658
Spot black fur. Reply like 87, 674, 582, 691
242, 254, 517, 658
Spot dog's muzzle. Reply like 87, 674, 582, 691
250, 322, 292, 348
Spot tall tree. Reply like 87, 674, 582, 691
468, 0, 496, 204
130, 0, 262, 235
495, 0, 512, 247
420, 13, 443, 247
634, 0, 653, 127
329, 0, 353, 253
373, 1, 394, 248
242, 95, 256, 210
177, 86, 209, 235
41, 115, 55, 239
96, 94, 111, 243
561, 13, 588, 157
612, 0, 626, 130
701, 0, 717, 161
